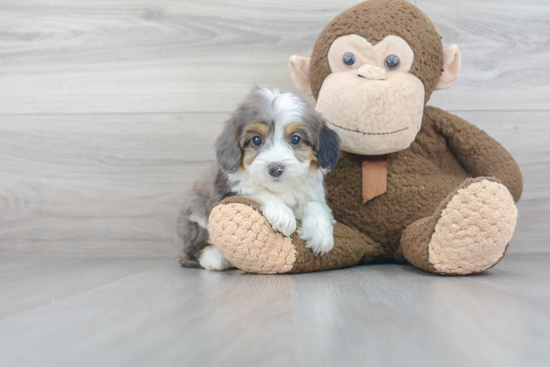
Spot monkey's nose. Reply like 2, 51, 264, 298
357, 64, 387, 80
268, 163, 284, 178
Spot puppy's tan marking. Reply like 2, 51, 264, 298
285, 122, 315, 145
242, 147, 259, 167
309, 152, 319, 168
293, 146, 317, 164
245, 122, 270, 137
285, 121, 317, 164
240, 122, 271, 167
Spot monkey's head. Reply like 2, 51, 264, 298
289, 0, 461, 155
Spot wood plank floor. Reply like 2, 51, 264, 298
1, 255, 549, 367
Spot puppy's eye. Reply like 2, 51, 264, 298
290, 135, 302, 145
384, 55, 400, 71
343, 52, 356, 68
251, 136, 263, 146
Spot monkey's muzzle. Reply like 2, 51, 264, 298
357, 64, 387, 80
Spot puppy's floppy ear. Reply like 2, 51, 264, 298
316, 123, 340, 171
215, 123, 241, 173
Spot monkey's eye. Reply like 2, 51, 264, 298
343, 52, 356, 68
384, 55, 400, 71
290, 135, 302, 145
251, 136, 263, 146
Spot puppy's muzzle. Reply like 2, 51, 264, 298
268, 163, 284, 178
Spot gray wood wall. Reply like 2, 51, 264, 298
0, 0, 548, 257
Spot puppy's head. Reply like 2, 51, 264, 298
216, 88, 340, 187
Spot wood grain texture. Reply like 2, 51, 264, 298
0, 256, 549, 367
0, 113, 225, 257
0, 111, 547, 256
0, 0, 548, 256
0, 0, 549, 114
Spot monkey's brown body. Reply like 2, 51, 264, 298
326, 106, 521, 263
205, 0, 522, 275
327, 108, 470, 259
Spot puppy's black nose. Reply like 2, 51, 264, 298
268, 163, 284, 177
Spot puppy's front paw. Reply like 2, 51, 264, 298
303, 233, 334, 257
263, 203, 296, 236
298, 217, 334, 256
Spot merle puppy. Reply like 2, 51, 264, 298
178, 88, 340, 270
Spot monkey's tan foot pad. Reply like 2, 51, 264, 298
208, 197, 296, 274
403, 178, 518, 275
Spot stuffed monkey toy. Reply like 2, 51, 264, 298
207, 0, 522, 275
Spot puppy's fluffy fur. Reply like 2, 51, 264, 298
178, 88, 340, 271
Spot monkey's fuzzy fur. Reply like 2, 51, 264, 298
310, 0, 443, 102
205, 0, 523, 275
324, 107, 522, 266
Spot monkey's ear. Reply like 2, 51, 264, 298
289, 56, 313, 96
316, 124, 340, 171
435, 45, 461, 90
215, 124, 242, 174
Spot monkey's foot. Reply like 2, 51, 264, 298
401, 177, 518, 275
209, 196, 382, 274
208, 197, 296, 274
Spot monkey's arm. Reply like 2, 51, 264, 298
427, 106, 523, 202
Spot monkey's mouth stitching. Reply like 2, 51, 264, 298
326, 121, 409, 136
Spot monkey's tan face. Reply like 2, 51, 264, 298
315, 35, 425, 155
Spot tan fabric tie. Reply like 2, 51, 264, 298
362, 155, 387, 204
338, 152, 388, 204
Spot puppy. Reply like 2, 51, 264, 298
178, 88, 340, 271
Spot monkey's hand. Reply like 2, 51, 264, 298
431, 107, 523, 202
